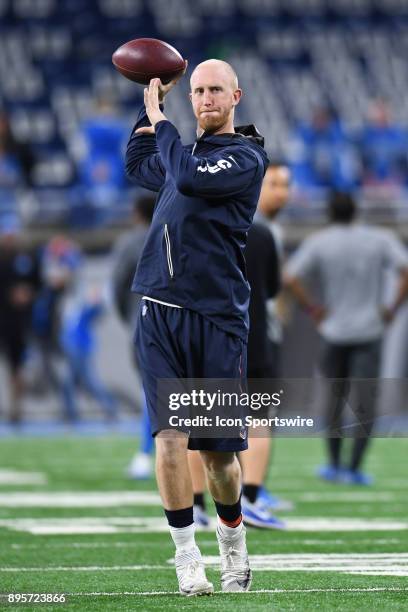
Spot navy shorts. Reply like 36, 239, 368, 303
134, 299, 248, 452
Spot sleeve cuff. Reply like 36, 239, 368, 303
155, 120, 178, 135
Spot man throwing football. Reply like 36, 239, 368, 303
126, 59, 268, 595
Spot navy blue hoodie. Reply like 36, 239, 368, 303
126, 105, 269, 342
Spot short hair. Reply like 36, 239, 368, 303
328, 192, 356, 224
190, 59, 238, 90
134, 195, 155, 223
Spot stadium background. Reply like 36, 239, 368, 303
3, 0, 408, 229
0, 1, 407, 609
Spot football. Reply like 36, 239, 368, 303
112, 38, 186, 85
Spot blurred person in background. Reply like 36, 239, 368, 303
360, 98, 407, 187
111, 195, 155, 478
111, 196, 155, 327
60, 284, 118, 422
32, 235, 81, 397
257, 162, 291, 379
72, 97, 128, 227
0, 110, 34, 188
284, 192, 408, 484
0, 111, 35, 221
241, 161, 294, 518
0, 215, 41, 423
289, 106, 360, 192
189, 162, 293, 529
188, 194, 282, 529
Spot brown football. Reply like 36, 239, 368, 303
112, 38, 186, 85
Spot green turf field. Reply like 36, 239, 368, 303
0, 436, 407, 611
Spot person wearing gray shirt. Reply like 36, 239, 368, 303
284, 192, 408, 485
111, 195, 155, 480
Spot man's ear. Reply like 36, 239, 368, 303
232, 88, 242, 106
189, 92, 192, 102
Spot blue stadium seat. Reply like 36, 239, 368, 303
1, 0, 408, 221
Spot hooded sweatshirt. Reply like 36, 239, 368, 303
125, 105, 269, 341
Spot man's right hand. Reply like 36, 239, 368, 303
135, 60, 188, 136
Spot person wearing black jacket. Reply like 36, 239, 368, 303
246, 223, 281, 373
0, 217, 41, 423
126, 60, 268, 596
191, 162, 294, 529
241, 162, 294, 526
240, 222, 286, 522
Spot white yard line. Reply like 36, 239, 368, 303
294, 492, 399, 502
0, 489, 404, 508
348, 571, 408, 576
0, 516, 168, 535
258, 478, 408, 491
286, 518, 408, 531
2, 554, 408, 576
1, 516, 407, 534
11, 542, 138, 549
0, 565, 170, 572
0, 491, 161, 507
198, 553, 408, 576
3, 588, 407, 598
9, 537, 401, 550
64, 587, 408, 596
0, 471, 47, 486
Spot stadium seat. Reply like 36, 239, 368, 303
1, 0, 408, 220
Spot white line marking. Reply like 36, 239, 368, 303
6, 587, 406, 598
1, 516, 407, 535
348, 571, 408, 576
286, 518, 408, 532
11, 542, 138, 549
196, 553, 408, 576
63, 587, 408, 596
3, 554, 408, 576
255, 478, 408, 491
0, 470, 47, 486
0, 517, 167, 535
7, 537, 403, 549
0, 491, 161, 507
0, 565, 169, 572
295, 492, 399, 502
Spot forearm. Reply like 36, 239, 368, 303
125, 105, 165, 189
128, 70, 186, 188
155, 120, 193, 191
389, 269, 408, 315
284, 274, 327, 324
284, 275, 317, 311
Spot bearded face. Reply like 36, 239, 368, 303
196, 103, 233, 134
190, 64, 241, 135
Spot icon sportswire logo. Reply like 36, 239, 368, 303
197, 155, 237, 174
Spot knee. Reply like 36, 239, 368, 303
155, 431, 188, 468
201, 452, 237, 481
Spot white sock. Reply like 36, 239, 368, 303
217, 515, 243, 538
170, 523, 196, 552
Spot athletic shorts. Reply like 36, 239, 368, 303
134, 299, 248, 452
